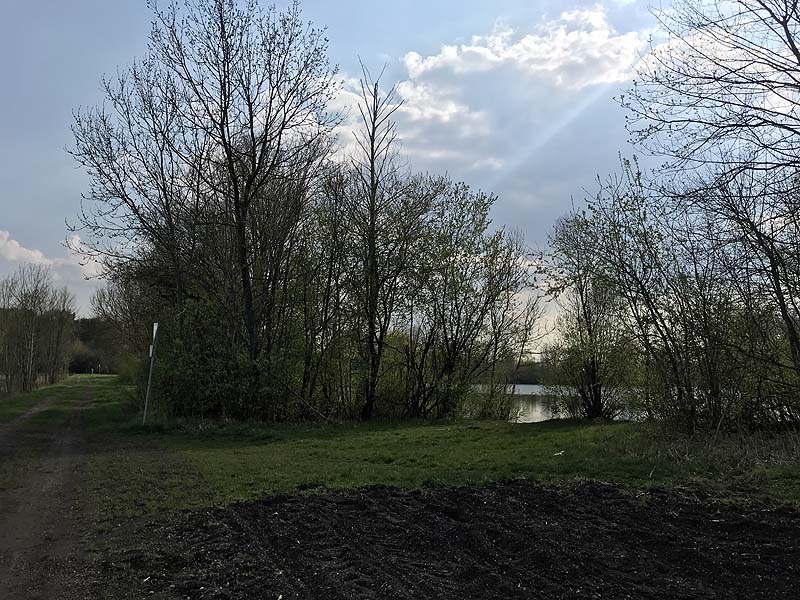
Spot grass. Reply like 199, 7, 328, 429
0, 375, 108, 424
8, 375, 800, 522
156, 419, 800, 508
0, 383, 55, 422
170, 420, 661, 501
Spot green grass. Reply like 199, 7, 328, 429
9, 375, 800, 522
0, 394, 33, 422
0, 384, 54, 423
156, 419, 800, 508
169, 420, 659, 501
0, 375, 114, 424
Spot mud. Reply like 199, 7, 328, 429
99, 480, 800, 599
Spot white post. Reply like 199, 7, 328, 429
142, 322, 159, 425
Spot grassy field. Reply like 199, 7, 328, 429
6, 375, 800, 521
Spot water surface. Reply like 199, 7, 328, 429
507, 384, 556, 423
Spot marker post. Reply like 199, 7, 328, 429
142, 322, 159, 425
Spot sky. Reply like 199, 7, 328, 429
0, 0, 657, 313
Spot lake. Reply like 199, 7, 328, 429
472, 384, 560, 423
507, 385, 556, 423
507, 384, 547, 396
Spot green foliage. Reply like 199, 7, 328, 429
71, 0, 536, 424
547, 161, 800, 431
545, 210, 632, 419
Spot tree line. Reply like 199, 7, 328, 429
544, 0, 800, 432
73, 0, 538, 421
0, 265, 75, 392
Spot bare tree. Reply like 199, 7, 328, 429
0, 266, 76, 392
619, 1, 800, 428
0, 276, 16, 392
42, 287, 76, 384
345, 65, 433, 419
624, 0, 800, 178
71, 0, 340, 413
68, 2, 539, 423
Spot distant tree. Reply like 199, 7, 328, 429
0, 276, 16, 392
0, 265, 75, 392
70, 317, 129, 375
507, 360, 544, 385
547, 209, 627, 419
42, 287, 76, 384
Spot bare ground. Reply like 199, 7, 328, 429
0, 394, 93, 600
99, 480, 800, 600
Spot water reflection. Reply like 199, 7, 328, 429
473, 384, 560, 423
508, 384, 637, 422
511, 393, 555, 423
501, 384, 553, 423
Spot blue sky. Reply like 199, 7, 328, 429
0, 0, 656, 311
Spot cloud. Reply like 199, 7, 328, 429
328, 2, 653, 255
396, 80, 488, 129
383, 5, 649, 163
0, 230, 51, 264
0, 230, 102, 314
403, 6, 647, 89
332, 3, 653, 246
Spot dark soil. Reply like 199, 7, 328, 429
98, 480, 800, 599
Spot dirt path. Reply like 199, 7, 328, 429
0, 392, 92, 599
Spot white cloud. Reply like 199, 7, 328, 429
0, 230, 101, 279
330, 3, 653, 250
403, 6, 647, 89
396, 80, 486, 126
0, 230, 103, 313
379, 4, 650, 167
372, 4, 652, 245
0, 230, 51, 264
335, 5, 649, 168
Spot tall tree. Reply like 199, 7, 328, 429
548, 210, 626, 419
345, 65, 432, 419
71, 0, 339, 413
